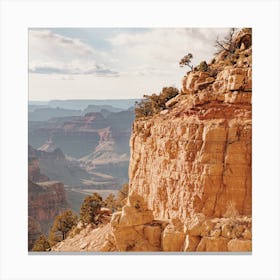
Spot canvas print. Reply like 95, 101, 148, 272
28, 28, 252, 252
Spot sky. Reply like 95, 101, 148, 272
29, 28, 230, 101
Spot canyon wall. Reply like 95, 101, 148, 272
28, 148, 69, 250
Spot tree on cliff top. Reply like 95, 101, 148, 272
179, 53, 193, 70
49, 209, 78, 246
79, 193, 103, 225
215, 28, 237, 55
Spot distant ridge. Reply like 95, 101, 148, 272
29, 99, 140, 111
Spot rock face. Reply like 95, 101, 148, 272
108, 28, 252, 252
28, 147, 49, 182
28, 180, 68, 232
28, 180, 69, 250
29, 145, 97, 188
28, 151, 69, 250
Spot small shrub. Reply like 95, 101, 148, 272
68, 226, 82, 238
32, 234, 51, 252
198, 61, 208, 72
209, 68, 218, 78
135, 87, 179, 119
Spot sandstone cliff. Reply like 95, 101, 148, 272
53, 28, 252, 252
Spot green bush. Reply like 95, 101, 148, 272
79, 193, 103, 225
198, 61, 208, 72
48, 210, 78, 246
32, 234, 51, 252
104, 193, 118, 212
135, 87, 179, 119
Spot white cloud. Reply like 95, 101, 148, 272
107, 28, 231, 75
29, 29, 95, 58
29, 29, 118, 77
29, 59, 118, 76
29, 28, 234, 100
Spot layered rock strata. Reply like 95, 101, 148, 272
28, 150, 69, 250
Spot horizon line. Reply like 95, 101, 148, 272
29, 98, 141, 102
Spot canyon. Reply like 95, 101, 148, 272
29, 108, 134, 189
28, 101, 135, 250
28, 152, 68, 250
51, 28, 252, 252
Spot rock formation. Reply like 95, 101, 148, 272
52, 28, 252, 252
28, 149, 69, 250
29, 109, 134, 188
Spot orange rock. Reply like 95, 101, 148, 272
162, 224, 186, 251
196, 237, 229, 252
143, 224, 162, 247
227, 239, 252, 252
184, 235, 201, 251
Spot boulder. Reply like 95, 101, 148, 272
162, 224, 186, 251
196, 237, 229, 252
227, 239, 252, 252
143, 224, 162, 248
119, 205, 154, 226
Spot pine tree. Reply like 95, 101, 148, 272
49, 209, 78, 246
179, 53, 193, 70
32, 234, 51, 252
104, 193, 117, 212
79, 193, 103, 225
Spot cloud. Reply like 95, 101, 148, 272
107, 28, 231, 76
29, 59, 119, 77
29, 29, 95, 57
29, 29, 118, 77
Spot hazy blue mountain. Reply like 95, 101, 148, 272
83, 104, 123, 114
29, 107, 82, 121
47, 99, 139, 110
